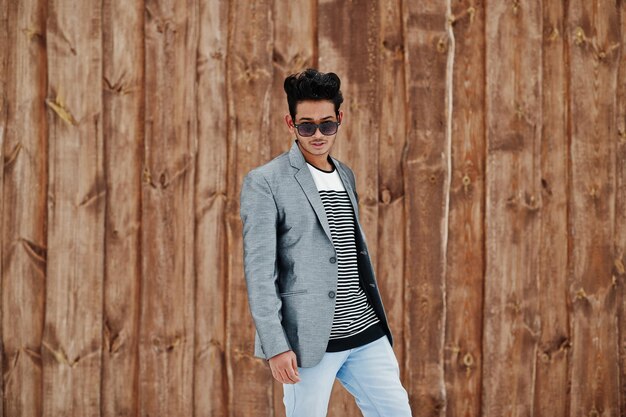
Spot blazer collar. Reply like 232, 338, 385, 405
290, 140, 360, 244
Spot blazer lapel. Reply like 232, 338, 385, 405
290, 141, 334, 243
332, 159, 360, 219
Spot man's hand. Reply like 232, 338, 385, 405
268, 350, 301, 384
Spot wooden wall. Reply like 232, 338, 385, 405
0, 0, 625, 416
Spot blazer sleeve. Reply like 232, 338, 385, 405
239, 171, 292, 359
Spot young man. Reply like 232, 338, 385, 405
240, 69, 412, 417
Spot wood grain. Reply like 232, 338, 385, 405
0, 1, 622, 416
535, 1, 570, 416
225, 1, 275, 416
140, 0, 198, 415
567, 1, 621, 416
101, 0, 143, 415
0, 0, 5, 411
617, 2, 626, 415
1, 0, 47, 416
483, 1, 543, 416
444, 1, 485, 416
378, 0, 407, 385
402, 0, 450, 415
194, 0, 229, 415
269, 0, 316, 160
43, 0, 105, 414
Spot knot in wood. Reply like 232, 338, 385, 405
381, 189, 392, 205
615, 258, 625, 275
462, 352, 474, 368
574, 27, 586, 46
512, 0, 520, 15
548, 27, 560, 42
467, 7, 476, 22
618, 128, 626, 144
437, 37, 448, 54
587, 184, 599, 199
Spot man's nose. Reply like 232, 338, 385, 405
312, 126, 324, 139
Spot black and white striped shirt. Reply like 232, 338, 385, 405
306, 160, 384, 351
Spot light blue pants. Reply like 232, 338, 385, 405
282, 335, 412, 417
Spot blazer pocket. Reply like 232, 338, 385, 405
279, 289, 309, 297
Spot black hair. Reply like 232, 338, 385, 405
283, 68, 344, 121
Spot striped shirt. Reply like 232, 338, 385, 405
306, 160, 383, 350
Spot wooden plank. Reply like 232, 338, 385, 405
1, 1, 47, 416
0, 0, 8, 416
567, 1, 621, 416
269, 2, 316, 414
140, 0, 198, 415
225, 1, 275, 416
100, 0, 143, 415
317, 0, 380, 414
269, 0, 315, 159
42, 0, 104, 415
378, 0, 407, 384
194, 0, 229, 415
401, 0, 449, 414
482, 1, 543, 416
535, 1, 570, 416
618, 2, 626, 414
444, 1, 485, 416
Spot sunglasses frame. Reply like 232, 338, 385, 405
293, 121, 341, 137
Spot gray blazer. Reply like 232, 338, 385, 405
240, 140, 393, 368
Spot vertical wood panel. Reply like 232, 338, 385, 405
140, 0, 198, 415
225, 1, 275, 416
318, 0, 381, 414
43, 0, 104, 414
101, 0, 143, 415
535, 1, 570, 416
1, 1, 47, 416
483, 1, 543, 415
378, 0, 407, 383
269, 0, 316, 159
567, 1, 621, 416
402, 0, 449, 414
618, 2, 626, 414
444, 2, 485, 416
194, 0, 228, 415
0, 0, 6, 411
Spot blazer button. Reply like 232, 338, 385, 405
328, 291, 336, 298
329, 257, 336, 263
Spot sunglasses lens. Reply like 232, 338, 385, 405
297, 124, 317, 137
319, 122, 338, 136
296, 122, 339, 137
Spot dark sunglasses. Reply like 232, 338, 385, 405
293, 121, 340, 137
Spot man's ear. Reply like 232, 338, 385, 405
338, 110, 344, 124
285, 114, 296, 134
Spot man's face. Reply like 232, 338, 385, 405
285, 100, 343, 159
